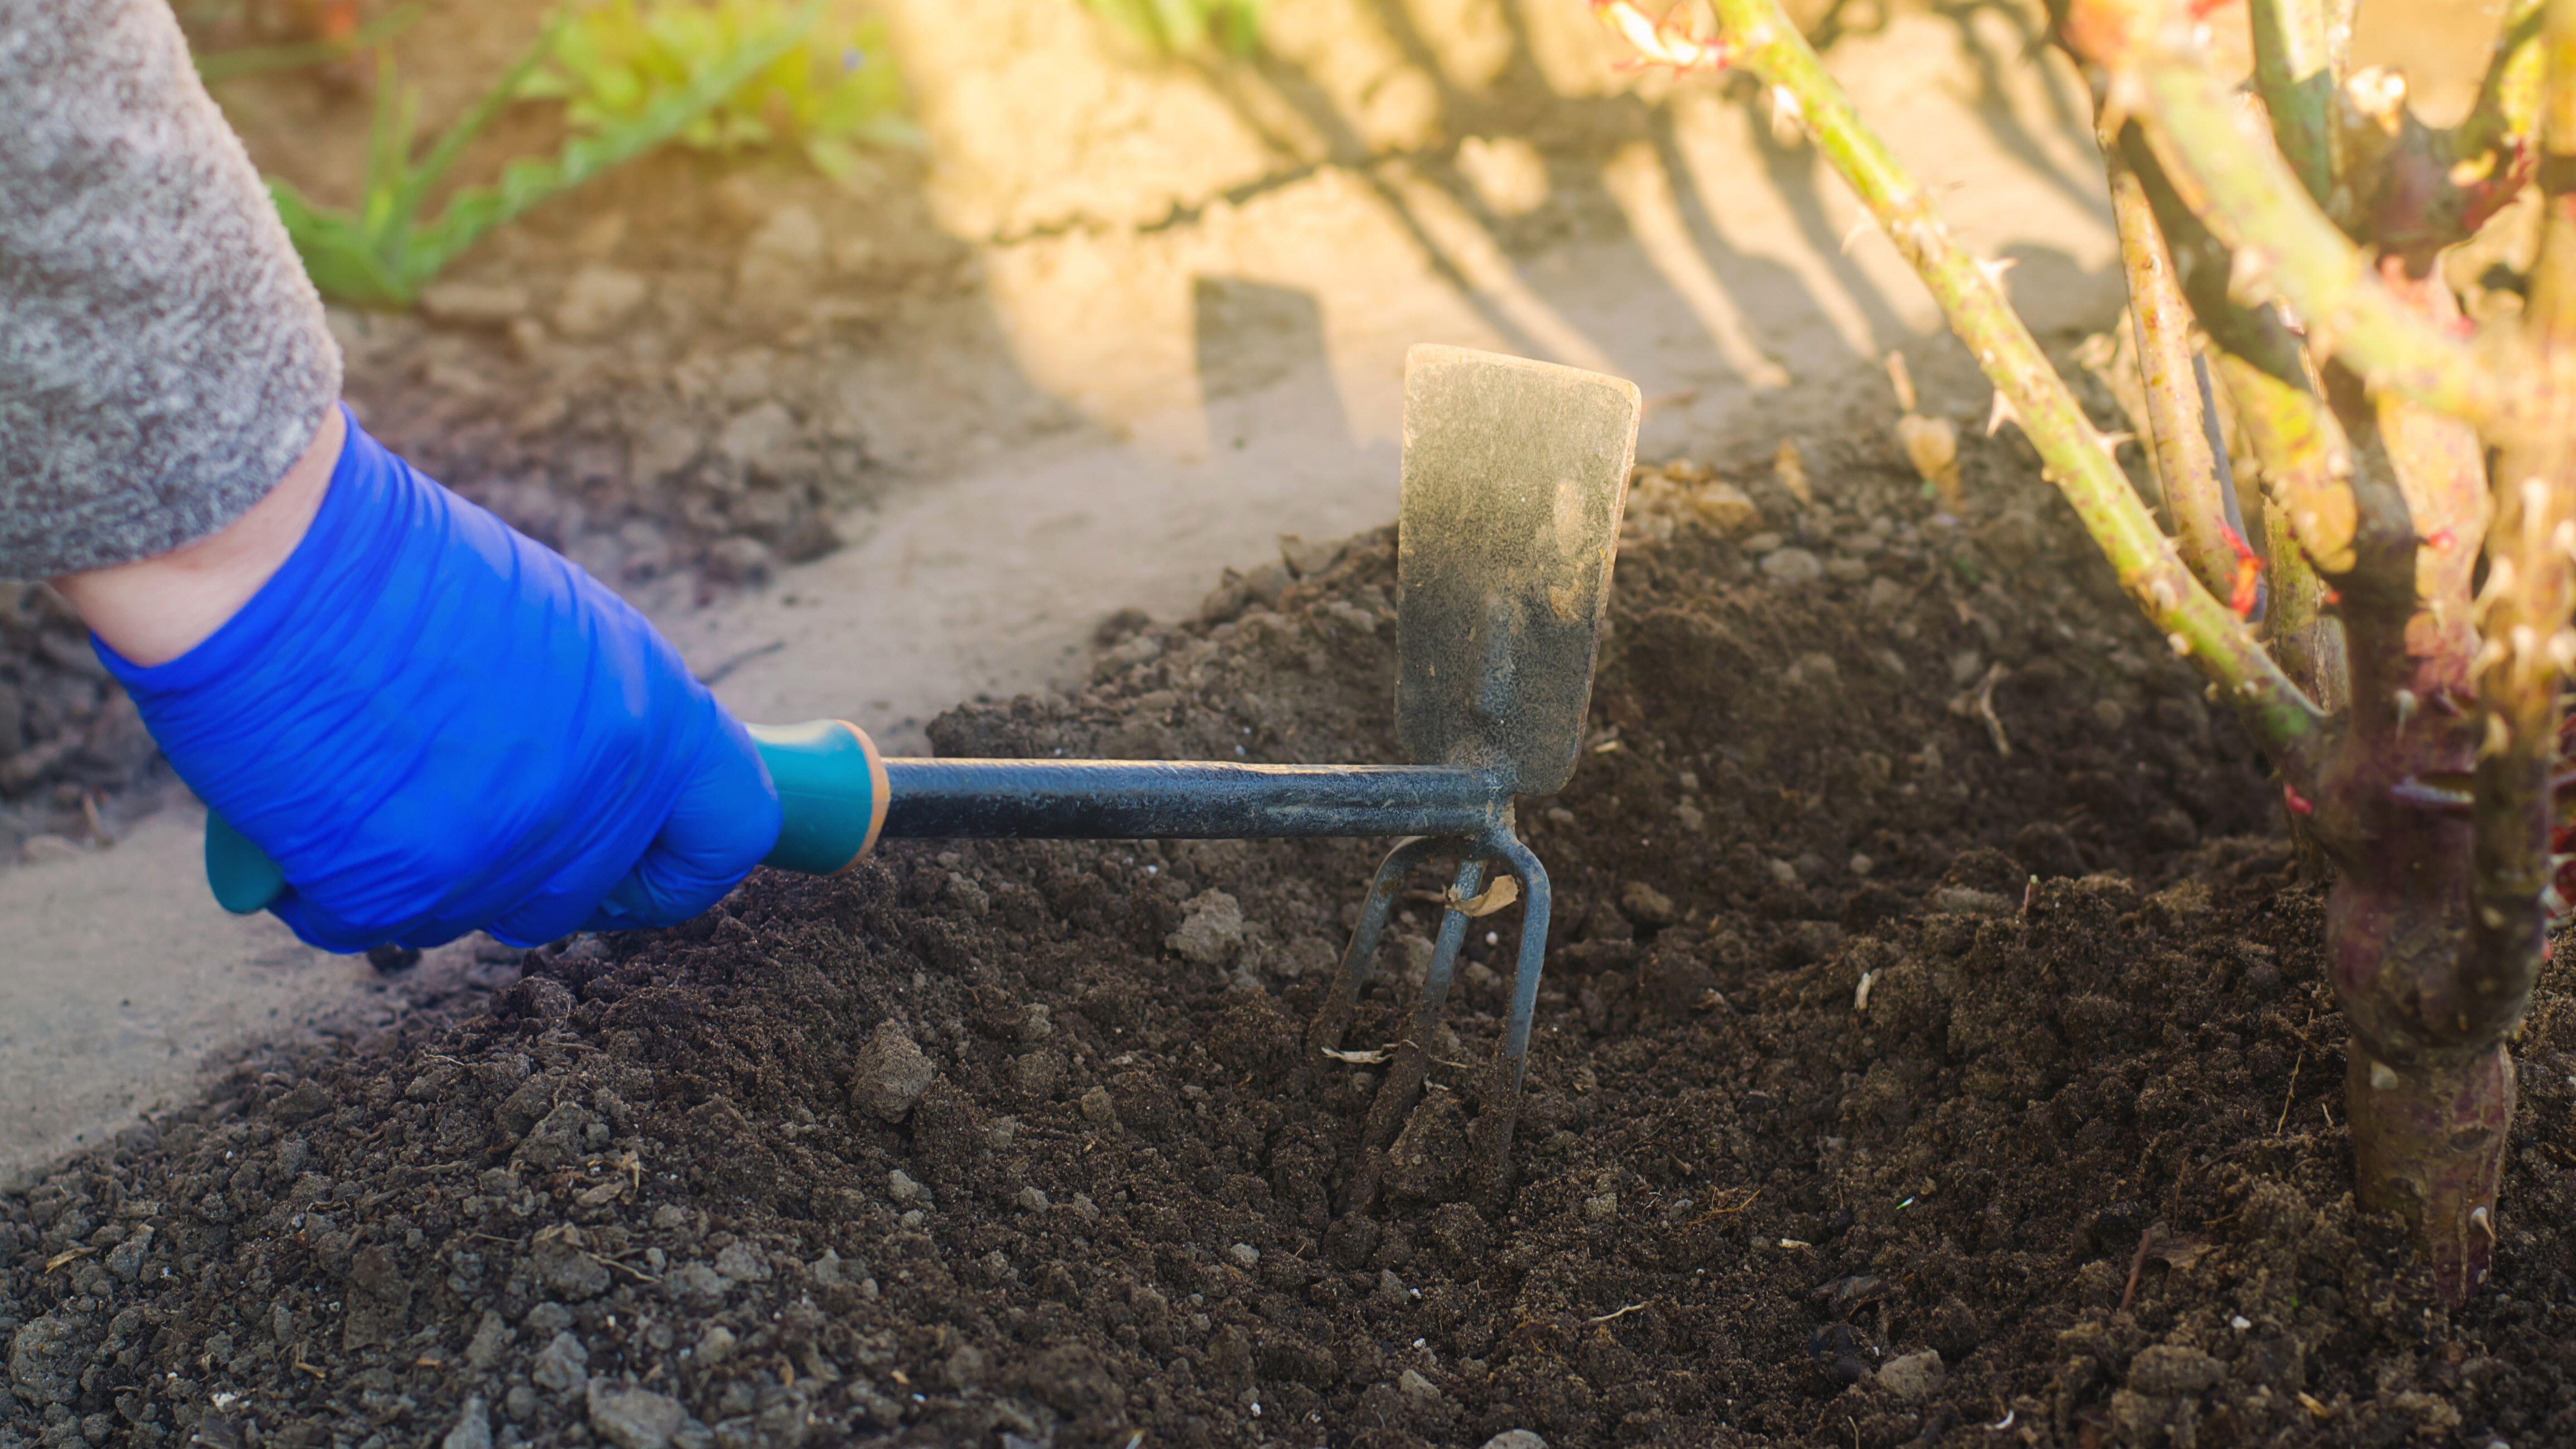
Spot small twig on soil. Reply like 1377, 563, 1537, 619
697, 638, 787, 688
1691, 1187, 1760, 1222
2276, 1051, 2303, 1135
1586, 1301, 1652, 1323
1970, 663, 2010, 755
587, 1250, 662, 1284
41, 1245, 93, 1274
2118, 1225, 2154, 1312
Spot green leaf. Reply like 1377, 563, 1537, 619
804, 133, 862, 184
271, 0, 889, 304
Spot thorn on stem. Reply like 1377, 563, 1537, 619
2389, 776, 2473, 813
2282, 783, 2315, 817
2482, 714, 2514, 759
1589, 0, 1735, 72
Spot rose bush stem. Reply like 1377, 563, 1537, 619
2458, 0, 2548, 174
2107, 144, 2239, 600
1691, 0, 2329, 777
2474, 0, 2576, 1084
2369, 262, 2491, 697
2249, 0, 2336, 201
2355, 0, 2576, 1301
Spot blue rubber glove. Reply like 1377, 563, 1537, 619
98, 408, 782, 952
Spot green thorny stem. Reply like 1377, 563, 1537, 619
2249, 0, 2336, 203
2105, 112, 2352, 710
2106, 148, 2236, 599
1690, 0, 2330, 784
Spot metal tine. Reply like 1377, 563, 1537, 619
1411, 856, 1483, 1037
1469, 830, 1551, 1209
1345, 854, 1487, 1216
1306, 834, 1456, 1061
1487, 830, 1553, 1089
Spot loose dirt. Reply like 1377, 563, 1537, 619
3, 0, 2152, 1184
13, 416, 2576, 1449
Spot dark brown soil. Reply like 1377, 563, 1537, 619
18, 421, 2576, 1449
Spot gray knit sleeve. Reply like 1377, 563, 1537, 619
0, 0, 342, 580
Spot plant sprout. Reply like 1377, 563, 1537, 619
1591, 0, 2563, 1303
1075, 0, 1266, 57
521, 0, 921, 184
271, 2, 833, 305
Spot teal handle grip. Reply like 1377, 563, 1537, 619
202, 719, 888, 916
743, 719, 888, 875
206, 808, 291, 916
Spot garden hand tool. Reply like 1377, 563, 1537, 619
208, 343, 1639, 1197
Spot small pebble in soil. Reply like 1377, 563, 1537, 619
586, 1378, 694, 1449
850, 1020, 936, 1123
1617, 880, 1676, 927
1167, 888, 1246, 965
1876, 1348, 1946, 1400
1760, 546, 1824, 584
442, 1395, 493, 1449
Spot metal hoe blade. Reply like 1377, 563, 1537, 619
1313, 345, 1639, 1213
1398, 344, 1639, 795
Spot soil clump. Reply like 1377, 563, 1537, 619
14, 425, 2576, 1449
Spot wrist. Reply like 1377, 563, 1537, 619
54, 405, 345, 667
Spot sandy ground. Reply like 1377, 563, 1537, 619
8, 0, 2150, 1182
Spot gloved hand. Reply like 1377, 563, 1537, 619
98, 408, 781, 952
